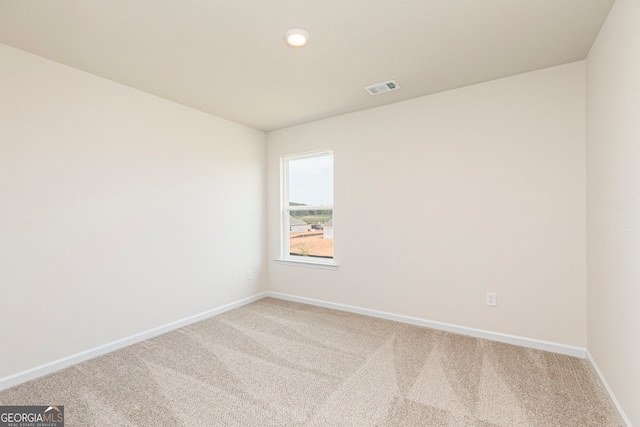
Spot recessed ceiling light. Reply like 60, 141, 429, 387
284, 29, 309, 47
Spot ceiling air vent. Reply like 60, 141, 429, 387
364, 80, 400, 95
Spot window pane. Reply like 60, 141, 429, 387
289, 212, 333, 259
288, 154, 333, 207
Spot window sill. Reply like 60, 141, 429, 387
275, 259, 339, 271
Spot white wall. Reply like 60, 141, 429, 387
0, 44, 267, 379
586, 0, 640, 425
267, 62, 587, 347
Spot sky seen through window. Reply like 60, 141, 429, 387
288, 154, 333, 206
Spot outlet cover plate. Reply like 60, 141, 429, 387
486, 292, 497, 307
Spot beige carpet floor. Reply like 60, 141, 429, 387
0, 297, 621, 426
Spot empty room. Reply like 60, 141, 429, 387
0, 0, 638, 426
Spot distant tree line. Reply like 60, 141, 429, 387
289, 202, 331, 218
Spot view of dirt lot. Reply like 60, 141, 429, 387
289, 231, 333, 258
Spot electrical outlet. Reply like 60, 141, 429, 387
247, 269, 253, 280
486, 292, 497, 307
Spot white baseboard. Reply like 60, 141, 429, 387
264, 291, 587, 358
0, 292, 268, 392
0, 290, 594, 396
586, 350, 632, 427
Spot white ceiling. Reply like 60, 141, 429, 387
0, 0, 615, 131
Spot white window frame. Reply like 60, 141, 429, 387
276, 150, 338, 270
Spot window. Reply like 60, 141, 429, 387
280, 150, 335, 267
